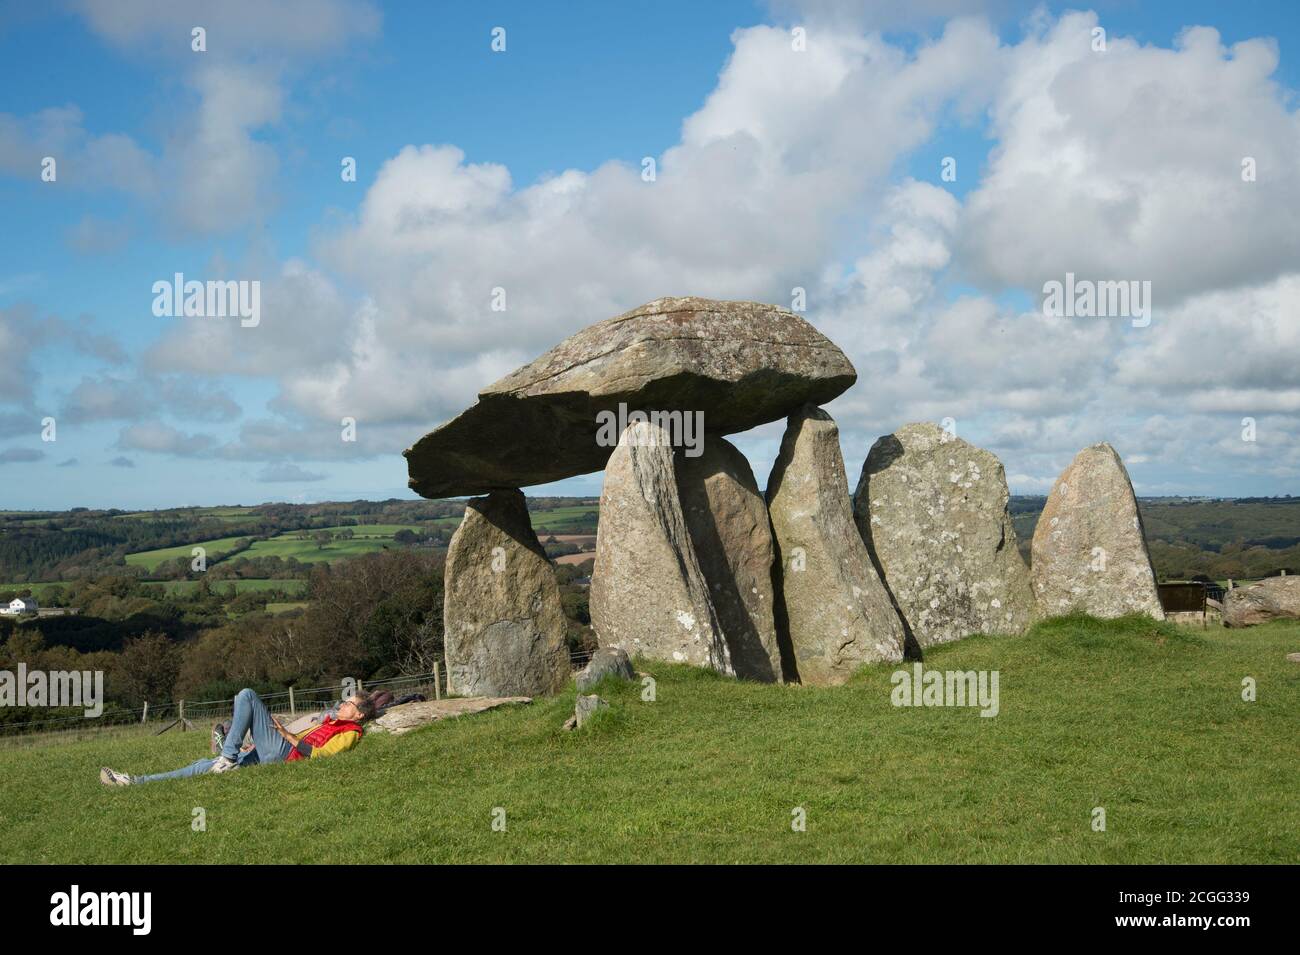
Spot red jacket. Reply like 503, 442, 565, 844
286, 716, 364, 761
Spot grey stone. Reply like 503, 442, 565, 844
590, 420, 733, 674
853, 423, 1037, 649
405, 297, 857, 498
368, 697, 532, 735
575, 646, 636, 692
1030, 443, 1164, 620
1223, 576, 1300, 628
574, 694, 608, 728
677, 437, 784, 682
443, 489, 571, 697
766, 406, 905, 685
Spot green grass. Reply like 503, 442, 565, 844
0, 582, 72, 598
0, 579, 308, 597
265, 602, 309, 614
531, 505, 598, 529
2, 615, 1296, 864
308, 524, 424, 537
125, 535, 253, 572
114, 507, 258, 521
239, 536, 394, 564
158, 579, 308, 597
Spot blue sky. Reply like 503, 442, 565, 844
1, 1, 1298, 509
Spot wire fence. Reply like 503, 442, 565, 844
0, 646, 599, 749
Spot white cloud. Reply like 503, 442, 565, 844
0, 448, 43, 465
60, 374, 242, 424
767, 0, 1024, 32
66, 216, 131, 255
0, 105, 157, 194
1112, 275, 1300, 413
71, 0, 380, 60
258, 463, 327, 483
956, 12, 1300, 304
160, 63, 284, 234
0, 306, 126, 408
28, 7, 1300, 497
116, 422, 216, 456
195, 20, 1003, 433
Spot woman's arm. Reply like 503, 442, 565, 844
270, 714, 300, 746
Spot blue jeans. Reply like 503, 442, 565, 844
133, 688, 294, 784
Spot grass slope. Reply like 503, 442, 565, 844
2, 615, 1296, 864
125, 535, 253, 571
159, 579, 308, 596
238, 536, 393, 563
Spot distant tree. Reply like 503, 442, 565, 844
305, 550, 443, 679
114, 632, 181, 707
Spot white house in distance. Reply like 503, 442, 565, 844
0, 596, 38, 615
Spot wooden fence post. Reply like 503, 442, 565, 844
289, 686, 295, 714
433, 662, 441, 701
141, 701, 149, 724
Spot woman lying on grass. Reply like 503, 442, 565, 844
99, 687, 375, 786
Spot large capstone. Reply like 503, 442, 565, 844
1030, 443, 1164, 620
405, 297, 857, 498
766, 406, 905, 685
590, 420, 733, 673
1223, 576, 1300, 628
853, 423, 1037, 648
677, 436, 785, 682
443, 489, 571, 697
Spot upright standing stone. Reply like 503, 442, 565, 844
1030, 443, 1164, 620
677, 437, 784, 682
590, 421, 733, 674
443, 489, 571, 697
767, 406, 905, 685
853, 423, 1037, 648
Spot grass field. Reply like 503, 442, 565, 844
0, 582, 74, 598
0, 579, 308, 598
309, 524, 424, 537
239, 535, 394, 564
531, 505, 598, 530
160, 579, 309, 597
114, 507, 259, 521
1, 615, 1295, 864
125, 536, 253, 572
265, 602, 309, 614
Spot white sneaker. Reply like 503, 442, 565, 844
100, 767, 132, 786
209, 755, 239, 774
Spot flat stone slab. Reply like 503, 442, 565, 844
367, 696, 532, 735
405, 297, 857, 498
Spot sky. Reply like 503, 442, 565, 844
0, 0, 1298, 510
